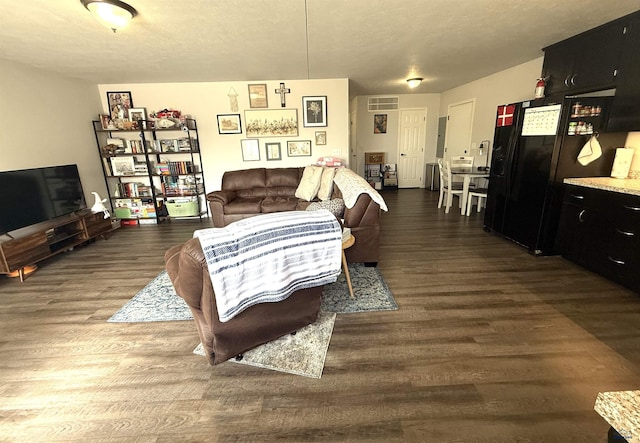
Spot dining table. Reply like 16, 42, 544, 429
450, 167, 490, 215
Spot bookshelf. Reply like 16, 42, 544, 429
91, 118, 208, 225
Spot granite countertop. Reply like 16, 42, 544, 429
594, 390, 639, 439
564, 177, 640, 197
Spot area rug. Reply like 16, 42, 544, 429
107, 265, 396, 377
321, 263, 398, 313
193, 311, 336, 379
108, 265, 397, 323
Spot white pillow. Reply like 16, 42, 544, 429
317, 167, 336, 201
295, 166, 323, 201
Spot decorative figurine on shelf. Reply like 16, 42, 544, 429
101, 144, 118, 157
91, 192, 110, 219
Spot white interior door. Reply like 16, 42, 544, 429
444, 99, 475, 160
397, 108, 426, 188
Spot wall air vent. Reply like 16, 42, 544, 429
368, 96, 399, 111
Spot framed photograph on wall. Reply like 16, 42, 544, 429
265, 142, 282, 161
244, 109, 298, 137
374, 114, 387, 134
302, 96, 327, 127
106, 91, 133, 121
248, 84, 268, 108
315, 131, 327, 145
217, 114, 242, 134
241, 139, 260, 161
287, 140, 312, 157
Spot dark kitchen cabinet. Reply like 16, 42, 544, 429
542, 19, 627, 95
557, 185, 640, 293
607, 12, 640, 132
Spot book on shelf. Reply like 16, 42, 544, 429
110, 156, 135, 176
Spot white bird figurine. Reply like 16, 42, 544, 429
91, 192, 110, 219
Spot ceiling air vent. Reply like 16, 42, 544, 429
368, 96, 399, 111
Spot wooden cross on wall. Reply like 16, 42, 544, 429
275, 82, 290, 107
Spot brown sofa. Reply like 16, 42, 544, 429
206, 167, 381, 264
164, 238, 323, 365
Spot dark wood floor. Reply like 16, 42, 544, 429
1, 189, 639, 442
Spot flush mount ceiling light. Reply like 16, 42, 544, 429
81, 0, 137, 33
407, 78, 423, 88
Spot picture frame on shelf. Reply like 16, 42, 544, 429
217, 114, 242, 134
110, 156, 136, 176
244, 109, 298, 137
248, 84, 268, 108
128, 107, 147, 128
106, 91, 133, 121
315, 131, 327, 145
374, 114, 387, 134
241, 139, 260, 161
99, 114, 115, 130
302, 96, 327, 127
287, 140, 312, 157
265, 142, 282, 161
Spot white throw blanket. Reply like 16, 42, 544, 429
333, 168, 388, 211
193, 210, 341, 322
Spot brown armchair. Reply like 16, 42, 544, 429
164, 238, 323, 365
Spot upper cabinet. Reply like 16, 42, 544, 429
542, 10, 640, 132
542, 18, 628, 95
607, 12, 640, 132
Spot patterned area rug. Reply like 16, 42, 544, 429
193, 311, 336, 379
321, 263, 398, 313
107, 265, 396, 377
108, 265, 396, 323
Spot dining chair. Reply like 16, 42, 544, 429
437, 159, 464, 213
450, 156, 474, 168
450, 156, 475, 187
465, 187, 488, 216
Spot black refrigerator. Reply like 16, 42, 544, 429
484, 96, 628, 255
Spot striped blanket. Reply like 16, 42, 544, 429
193, 210, 342, 322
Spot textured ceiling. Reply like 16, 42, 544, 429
0, 1, 638, 97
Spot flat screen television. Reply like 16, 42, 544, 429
0, 164, 87, 235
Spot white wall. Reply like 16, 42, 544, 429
439, 57, 544, 163
352, 93, 440, 179
0, 59, 105, 199
97, 79, 349, 192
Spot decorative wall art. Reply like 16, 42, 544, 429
217, 114, 242, 134
106, 91, 133, 121
287, 140, 312, 157
302, 96, 327, 127
374, 114, 388, 134
241, 139, 260, 161
275, 82, 291, 107
248, 84, 268, 108
315, 131, 327, 145
227, 87, 239, 112
244, 109, 298, 137
265, 142, 282, 161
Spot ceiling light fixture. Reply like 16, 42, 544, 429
407, 78, 423, 88
81, 0, 137, 33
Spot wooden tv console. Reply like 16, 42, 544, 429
0, 210, 118, 282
